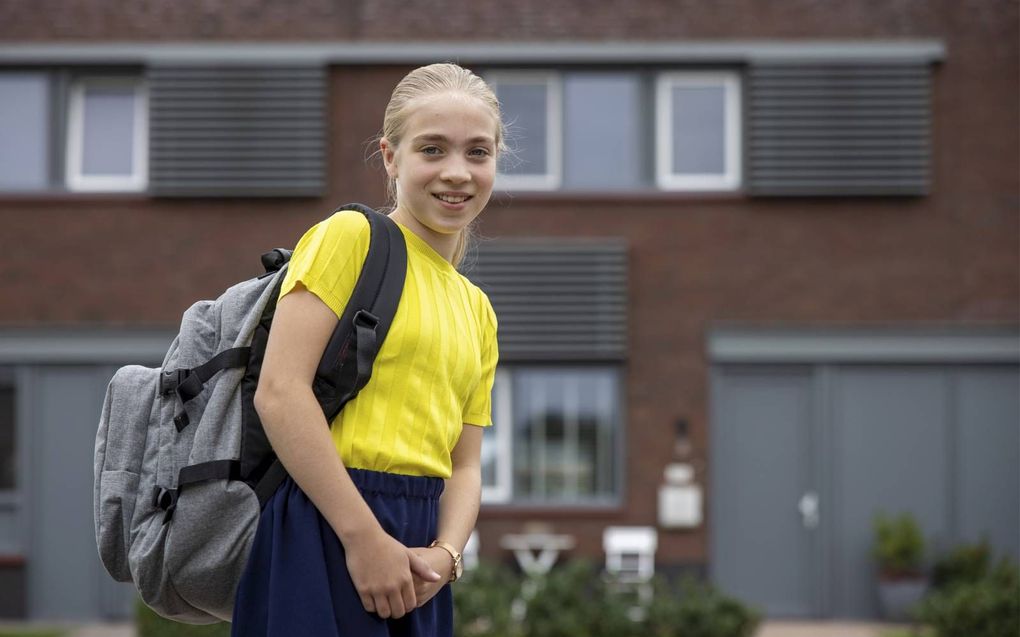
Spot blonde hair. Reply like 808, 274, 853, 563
376, 63, 506, 269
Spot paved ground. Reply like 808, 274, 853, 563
69, 625, 135, 637
755, 621, 920, 637
0, 619, 923, 637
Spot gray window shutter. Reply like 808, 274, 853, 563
747, 63, 931, 196
467, 241, 627, 361
148, 65, 325, 197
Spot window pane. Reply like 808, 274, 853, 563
481, 383, 499, 488
563, 73, 643, 189
512, 368, 619, 502
0, 382, 14, 490
671, 84, 726, 174
0, 74, 49, 189
82, 85, 137, 176
496, 83, 548, 176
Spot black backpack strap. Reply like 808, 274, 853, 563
162, 346, 252, 431
170, 347, 252, 404
254, 459, 289, 508
155, 460, 242, 524
312, 203, 407, 421
249, 203, 408, 505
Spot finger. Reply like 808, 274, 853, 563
388, 591, 407, 619
409, 552, 442, 581
375, 595, 392, 619
361, 594, 376, 615
402, 581, 417, 616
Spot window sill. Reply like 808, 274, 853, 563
489, 189, 745, 205
0, 191, 149, 204
480, 503, 624, 519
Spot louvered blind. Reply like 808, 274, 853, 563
466, 241, 628, 361
747, 64, 931, 196
148, 66, 326, 197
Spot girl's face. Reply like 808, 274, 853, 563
382, 92, 498, 242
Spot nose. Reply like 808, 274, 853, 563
439, 156, 471, 184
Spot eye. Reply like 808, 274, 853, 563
421, 146, 442, 156
470, 148, 492, 158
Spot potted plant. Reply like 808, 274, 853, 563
871, 511, 930, 622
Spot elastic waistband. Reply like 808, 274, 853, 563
347, 467, 445, 500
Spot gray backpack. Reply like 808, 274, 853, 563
94, 204, 407, 623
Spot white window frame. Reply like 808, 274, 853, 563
481, 368, 513, 504
487, 71, 562, 192
66, 77, 148, 192
482, 366, 623, 507
655, 71, 742, 191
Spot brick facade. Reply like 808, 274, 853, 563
1, 0, 1016, 574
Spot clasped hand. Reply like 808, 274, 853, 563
345, 531, 452, 620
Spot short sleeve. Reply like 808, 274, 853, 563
463, 295, 499, 427
279, 210, 371, 319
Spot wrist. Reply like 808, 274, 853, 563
334, 516, 384, 547
429, 540, 463, 582
429, 547, 455, 580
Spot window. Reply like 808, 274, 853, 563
66, 78, 148, 192
0, 71, 146, 193
481, 367, 622, 505
490, 68, 741, 193
0, 73, 50, 191
562, 72, 645, 190
656, 72, 742, 190
481, 369, 513, 502
488, 72, 561, 191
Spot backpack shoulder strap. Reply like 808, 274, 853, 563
252, 203, 407, 507
313, 203, 407, 418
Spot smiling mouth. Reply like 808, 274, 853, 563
432, 193, 473, 204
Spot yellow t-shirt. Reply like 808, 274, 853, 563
278, 209, 498, 478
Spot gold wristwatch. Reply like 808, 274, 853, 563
429, 540, 463, 582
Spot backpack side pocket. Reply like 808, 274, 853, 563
94, 365, 159, 582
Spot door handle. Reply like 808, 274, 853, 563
799, 491, 820, 529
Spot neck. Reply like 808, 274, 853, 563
387, 207, 459, 263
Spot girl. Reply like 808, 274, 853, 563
230, 63, 504, 636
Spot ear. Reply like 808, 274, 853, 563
380, 138, 398, 178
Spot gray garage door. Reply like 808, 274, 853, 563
708, 330, 1019, 620
1, 330, 172, 621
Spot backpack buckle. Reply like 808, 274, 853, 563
160, 369, 191, 397
153, 487, 179, 525
352, 309, 380, 330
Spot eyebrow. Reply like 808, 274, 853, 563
411, 133, 495, 146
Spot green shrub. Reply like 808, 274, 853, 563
930, 537, 992, 591
136, 598, 230, 637
873, 511, 926, 577
917, 557, 1019, 637
645, 574, 762, 637
523, 560, 640, 637
461, 559, 760, 637
453, 560, 523, 637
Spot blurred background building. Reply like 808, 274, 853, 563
0, 0, 1017, 624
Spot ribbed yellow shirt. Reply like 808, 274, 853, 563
278, 209, 498, 478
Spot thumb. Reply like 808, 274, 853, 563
409, 551, 442, 582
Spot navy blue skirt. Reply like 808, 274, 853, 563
231, 469, 452, 637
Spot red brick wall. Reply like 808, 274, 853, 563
0, 0, 1009, 41
0, 1, 1016, 570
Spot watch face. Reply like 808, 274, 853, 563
454, 559, 464, 580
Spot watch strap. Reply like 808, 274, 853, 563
429, 540, 462, 581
